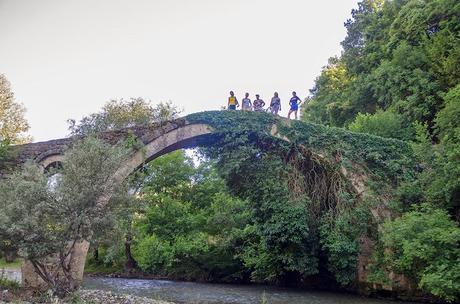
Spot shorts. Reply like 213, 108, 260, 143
271, 104, 280, 112
290, 104, 299, 111
228, 105, 236, 110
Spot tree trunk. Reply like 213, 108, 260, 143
22, 239, 90, 293
3, 248, 16, 263
124, 233, 137, 271
93, 246, 99, 262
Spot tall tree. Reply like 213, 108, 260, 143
0, 74, 30, 144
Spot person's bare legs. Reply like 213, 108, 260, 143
295, 110, 298, 120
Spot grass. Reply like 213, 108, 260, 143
0, 258, 21, 270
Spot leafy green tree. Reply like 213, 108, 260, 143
381, 205, 460, 302
305, 0, 460, 134
0, 74, 31, 261
304, 57, 356, 126
428, 84, 460, 212
68, 99, 181, 136
0, 74, 30, 144
132, 150, 250, 282
0, 137, 129, 295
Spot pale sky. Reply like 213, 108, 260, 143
0, 0, 358, 142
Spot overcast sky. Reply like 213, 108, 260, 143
0, 0, 359, 142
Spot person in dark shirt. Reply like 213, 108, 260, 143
288, 91, 302, 120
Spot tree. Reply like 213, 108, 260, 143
68, 99, 181, 136
382, 205, 460, 302
131, 150, 251, 282
0, 74, 30, 146
305, 0, 460, 134
428, 84, 460, 213
0, 137, 129, 295
0, 74, 31, 260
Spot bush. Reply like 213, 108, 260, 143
381, 205, 460, 302
133, 235, 173, 274
348, 110, 413, 140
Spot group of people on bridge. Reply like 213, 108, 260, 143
227, 91, 304, 120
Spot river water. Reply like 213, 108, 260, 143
2, 270, 416, 304
83, 276, 417, 304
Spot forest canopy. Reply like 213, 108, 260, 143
303, 0, 459, 138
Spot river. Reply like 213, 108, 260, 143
2, 270, 417, 304
83, 276, 417, 304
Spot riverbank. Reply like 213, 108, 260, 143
0, 288, 174, 303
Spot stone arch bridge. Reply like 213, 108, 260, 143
2, 111, 412, 291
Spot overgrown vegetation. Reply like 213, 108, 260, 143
301, 0, 460, 301
186, 111, 413, 286
1, 1, 459, 302
90, 108, 420, 294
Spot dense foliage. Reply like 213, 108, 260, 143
302, 0, 460, 301
303, 0, 460, 138
186, 111, 413, 287
90, 150, 251, 282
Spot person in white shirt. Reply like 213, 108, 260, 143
241, 93, 252, 111
270, 92, 281, 115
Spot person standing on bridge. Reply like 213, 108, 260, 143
253, 94, 265, 112
288, 91, 303, 120
241, 93, 252, 111
228, 91, 239, 110
270, 92, 281, 115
